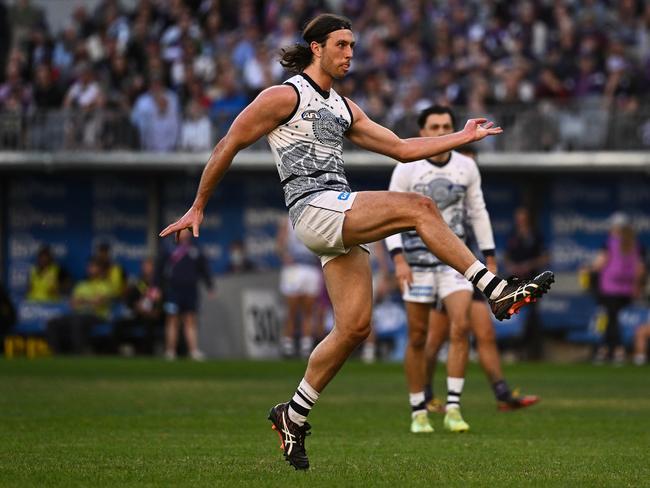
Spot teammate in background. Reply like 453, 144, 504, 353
277, 216, 323, 358
386, 106, 504, 433
160, 14, 553, 470
423, 146, 539, 414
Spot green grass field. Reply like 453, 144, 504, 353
1, 358, 648, 487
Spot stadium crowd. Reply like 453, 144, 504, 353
1, 0, 650, 151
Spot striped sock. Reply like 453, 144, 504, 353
409, 391, 427, 417
446, 377, 465, 410
464, 260, 507, 300
288, 378, 320, 426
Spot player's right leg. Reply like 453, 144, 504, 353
268, 246, 372, 470
342, 191, 554, 321
404, 300, 434, 433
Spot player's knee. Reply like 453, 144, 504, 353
408, 326, 427, 349
410, 194, 440, 224
474, 325, 496, 344
339, 313, 372, 344
449, 320, 471, 342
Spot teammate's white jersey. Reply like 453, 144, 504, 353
385, 151, 495, 270
267, 73, 353, 225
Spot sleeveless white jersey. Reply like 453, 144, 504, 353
385, 151, 495, 270
267, 73, 353, 225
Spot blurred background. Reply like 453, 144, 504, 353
1, 0, 650, 365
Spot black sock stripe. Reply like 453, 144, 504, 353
296, 389, 315, 407
289, 400, 310, 417
483, 277, 500, 298
446, 400, 460, 405
471, 268, 488, 286
447, 390, 462, 397
298, 386, 317, 404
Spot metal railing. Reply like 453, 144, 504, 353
2, 98, 650, 152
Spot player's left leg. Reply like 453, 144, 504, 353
470, 300, 540, 411
442, 288, 473, 433
268, 246, 372, 470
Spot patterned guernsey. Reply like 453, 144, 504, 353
267, 73, 354, 225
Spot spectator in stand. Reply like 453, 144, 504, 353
209, 68, 248, 138
26, 245, 70, 302
159, 229, 214, 361
589, 212, 646, 365
0, 60, 32, 111
8, 0, 46, 54
131, 75, 180, 151
504, 207, 549, 360
63, 62, 105, 149
180, 97, 212, 151
46, 257, 113, 354
32, 64, 62, 110
114, 257, 163, 356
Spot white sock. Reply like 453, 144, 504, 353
288, 378, 320, 426
446, 377, 465, 409
409, 391, 427, 417
464, 260, 507, 300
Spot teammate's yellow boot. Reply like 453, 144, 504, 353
443, 407, 470, 433
410, 411, 434, 434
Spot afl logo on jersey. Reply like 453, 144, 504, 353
301, 110, 321, 121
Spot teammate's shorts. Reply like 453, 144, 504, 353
403, 265, 473, 304
279, 263, 322, 297
402, 270, 436, 303
293, 190, 370, 267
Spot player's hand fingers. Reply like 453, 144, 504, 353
481, 121, 494, 129
470, 117, 487, 125
192, 224, 199, 238
487, 127, 503, 134
159, 222, 181, 238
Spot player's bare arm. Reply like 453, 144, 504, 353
159, 85, 297, 239
344, 98, 503, 162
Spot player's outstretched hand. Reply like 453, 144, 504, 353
159, 206, 203, 242
463, 118, 503, 142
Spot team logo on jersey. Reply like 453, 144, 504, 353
313, 108, 348, 147
301, 110, 321, 121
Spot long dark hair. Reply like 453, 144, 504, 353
280, 14, 352, 74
